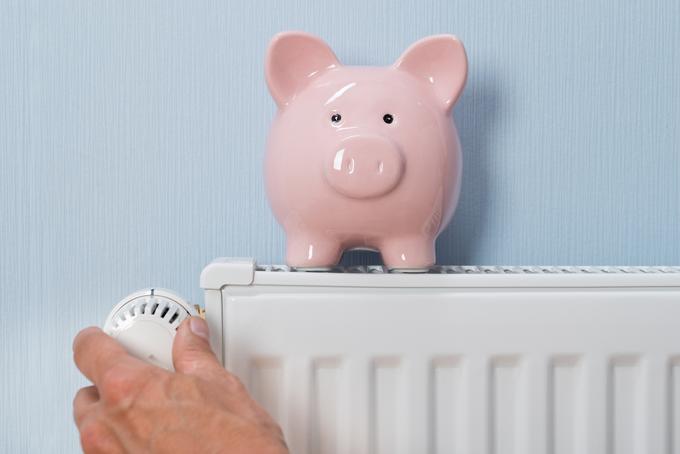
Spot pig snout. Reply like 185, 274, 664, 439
324, 135, 404, 199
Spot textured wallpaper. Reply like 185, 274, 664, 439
1, 0, 678, 451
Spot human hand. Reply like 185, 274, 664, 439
73, 317, 288, 453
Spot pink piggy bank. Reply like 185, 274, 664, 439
264, 31, 467, 270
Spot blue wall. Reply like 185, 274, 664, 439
1, 0, 678, 451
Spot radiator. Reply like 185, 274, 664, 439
200, 258, 680, 454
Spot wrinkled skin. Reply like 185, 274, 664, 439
72, 318, 288, 454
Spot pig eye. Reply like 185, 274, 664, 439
331, 113, 342, 123
383, 114, 394, 124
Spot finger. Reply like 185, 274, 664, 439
73, 326, 146, 386
172, 317, 222, 377
74, 386, 100, 426
78, 416, 126, 454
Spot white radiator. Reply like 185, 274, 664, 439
200, 258, 680, 454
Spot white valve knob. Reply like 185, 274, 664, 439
103, 288, 197, 371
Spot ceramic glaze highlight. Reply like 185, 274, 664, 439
264, 31, 468, 269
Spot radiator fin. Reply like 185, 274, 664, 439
608, 355, 643, 454
310, 358, 342, 454
491, 356, 522, 454
249, 358, 284, 425
371, 358, 403, 454
549, 356, 582, 454
671, 359, 680, 454
431, 356, 464, 454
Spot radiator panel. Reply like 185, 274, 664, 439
202, 260, 680, 454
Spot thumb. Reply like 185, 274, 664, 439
172, 317, 221, 376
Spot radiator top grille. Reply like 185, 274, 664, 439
200, 259, 680, 289
255, 265, 680, 274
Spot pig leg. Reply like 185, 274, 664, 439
286, 232, 343, 269
380, 235, 436, 270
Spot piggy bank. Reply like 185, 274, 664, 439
264, 32, 467, 270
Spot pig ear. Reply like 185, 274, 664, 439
393, 35, 468, 113
265, 31, 341, 108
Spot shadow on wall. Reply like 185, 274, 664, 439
437, 73, 501, 265
341, 72, 502, 267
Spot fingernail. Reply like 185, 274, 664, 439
189, 317, 209, 341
